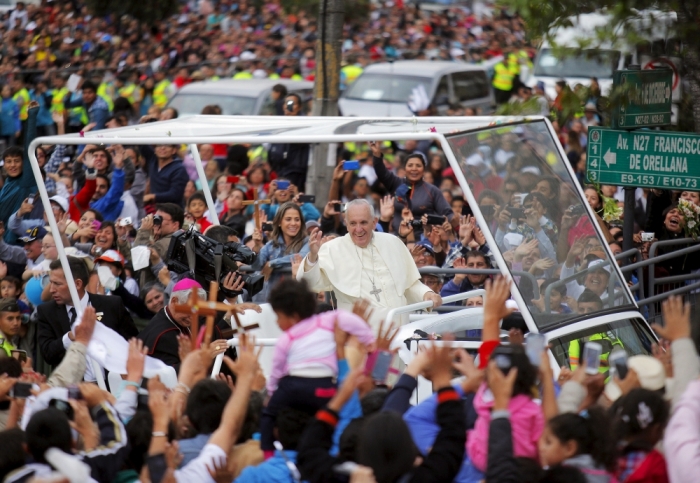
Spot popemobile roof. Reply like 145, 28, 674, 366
31, 115, 545, 146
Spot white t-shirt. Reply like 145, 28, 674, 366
175, 443, 226, 483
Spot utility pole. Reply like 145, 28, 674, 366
307, 0, 344, 205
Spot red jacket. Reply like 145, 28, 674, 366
68, 178, 97, 222
622, 450, 669, 483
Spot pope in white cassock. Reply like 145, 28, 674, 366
297, 199, 442, 326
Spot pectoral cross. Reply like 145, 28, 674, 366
370, 284, 382, 302
172, 280, 260, 347
241, 190, 272, 230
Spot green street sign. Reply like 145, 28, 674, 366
612, 68, 673, 129
586, 127, 700, 190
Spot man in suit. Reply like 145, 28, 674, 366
37, 256, 139, 368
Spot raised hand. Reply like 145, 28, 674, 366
421, 337, 454, 389
514, 238, 538, 261
653, 295, 691, 341
56, 212, 71, 235
487, 360, 518, 410
473, 226, 486, 247
324, 200, 342, 218
376, 320, 399, 351
483, 277, 514, 341
308, 229, 323, 263
459, 215, 475, 245
126, 338, 148, 383
530, 257, 555, 274
352, 298, 374, 324
291, 253, 303, 278
379, 195, 395, 222
368, 140, 382, 158
109, 144, 125, 169
74, 306, 97, 345
452, 348, 484, 393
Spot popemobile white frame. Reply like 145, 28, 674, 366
27, 115, 653, 392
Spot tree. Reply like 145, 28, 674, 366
84, 0, 180, 25
498, 0, 700, 133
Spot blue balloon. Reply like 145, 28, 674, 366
25, 277, 44, 307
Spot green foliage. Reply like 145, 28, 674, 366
495, 98, 543, 116
84, 0, 180, 24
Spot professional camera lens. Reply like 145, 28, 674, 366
153, 215, 163, 226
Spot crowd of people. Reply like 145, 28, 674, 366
0, 1, 696, 483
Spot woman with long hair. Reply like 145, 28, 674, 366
219, 188, 248, 238
250, 202, 309, 302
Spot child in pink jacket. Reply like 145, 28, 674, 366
467, 344, 544, 471
260, 279, 376, 455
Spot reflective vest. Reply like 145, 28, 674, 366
0, 330, 15, 357
569, 332, 624, 377
97, 82, 115, 111
233, 71, 253, 80
341, 64, 363, 86
290, 74, 303, 80
492, 62, 514, 92
118, 84, 137, 104
268, 73, 280, 79
153, 79, 171, 108
519, 50, 533, 71
51, 86, 69, 113
507, 53, 520, 77
13, 88, 30, 121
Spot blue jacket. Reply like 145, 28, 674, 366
250, 235, 309, 302
0, 97, 20, 136
403, 384, 483, 483
31, 90, 53, 127
91, 168, 125, 221
140, 145, 190, 207
0, 106, 37, 243
64, 91, 110, 130
234, 450, 305, 483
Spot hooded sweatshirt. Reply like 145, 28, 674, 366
467, 382, 544, 471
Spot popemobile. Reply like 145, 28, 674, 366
28, 115, 656, 401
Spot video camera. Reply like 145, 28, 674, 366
165, 227, 264, 298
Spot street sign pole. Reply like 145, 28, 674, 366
590, 65, 673, 266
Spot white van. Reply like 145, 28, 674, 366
528, 11, 681, 115
339, 60, 495, 117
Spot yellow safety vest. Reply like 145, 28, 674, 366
13, 88, 30, 121
97, 82, 115, 111
233, 71, 253, 80
341, 64, 363, 85
569, 332, 624, 377
0, 331, 16, 357
118, 84, 136, 104
492, 62, 514, 92
269, 73, 280, 79
153, 79, 171, 108
51, 87, 69, 113
507, 53, 520, 76
290, 74, 303, 80
519, 50, 533, 71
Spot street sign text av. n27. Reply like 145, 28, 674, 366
586, 126, 700, 190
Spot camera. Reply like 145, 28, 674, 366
166, 227, 264, 297
285, 99, 295, 112
409, 219, 423, 229
153, 215, 163, 226
567, 204, 586, 217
